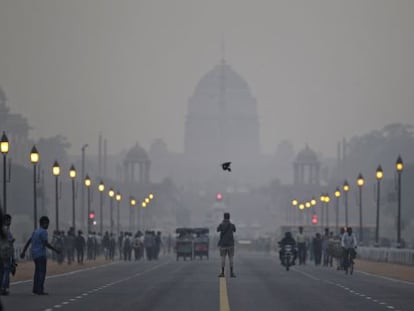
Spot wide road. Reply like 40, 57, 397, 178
3, 253, 413, 311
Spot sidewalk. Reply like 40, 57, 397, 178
11, 256, 112, 283
356, 259, 414, 282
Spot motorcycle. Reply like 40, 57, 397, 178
281, 244, 294, 271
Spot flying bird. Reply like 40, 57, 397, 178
222, 162, 231, 172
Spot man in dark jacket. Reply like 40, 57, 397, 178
278, 232, 297, 265
217, 212, 236, 278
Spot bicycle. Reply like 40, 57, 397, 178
342, 248, 355, 275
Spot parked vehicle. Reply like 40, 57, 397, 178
175, 228, 194, 261
193, 228, 209, 260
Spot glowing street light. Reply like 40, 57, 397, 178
52, 161, 61, 231
30, 145, 39, 230
69, 164, 77, 230
357, 173, 365, 243
396, 156, 403, 247
98, 181, 105, 235
343, 180, 350, 227
1, 132, 9, 214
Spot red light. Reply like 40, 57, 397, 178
216, 193, 223, 201
311, 214, 318, 225
89, 212, 95, 220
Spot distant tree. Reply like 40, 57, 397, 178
36, 135, 71, 170
346, 123, 414, 178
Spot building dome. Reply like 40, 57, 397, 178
184, 61, 260, 163
295, 145, 318, 164
125, 143, 149, 163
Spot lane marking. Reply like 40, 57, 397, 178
292, 268, 320, 281
42, 260, 172, 311
11, 261, 119, 286
219, 278, 231, 311
356, 270, 414, 286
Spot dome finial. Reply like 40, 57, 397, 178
221, 34, 226, 65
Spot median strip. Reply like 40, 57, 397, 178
219, 277, 231, 311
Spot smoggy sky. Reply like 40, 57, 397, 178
0, 0, 413, 157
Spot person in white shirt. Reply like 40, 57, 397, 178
341, 227, 357, 265
296, 226, 307, 265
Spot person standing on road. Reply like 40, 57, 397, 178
20, 216, 60, 295
75, 230, 86, 264
296, 226, 307, 265
217, 212, 236, 278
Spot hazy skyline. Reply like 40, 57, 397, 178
1, 0, 413, 157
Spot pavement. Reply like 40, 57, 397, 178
1, 252, 413, 311
11, 257, 111, 282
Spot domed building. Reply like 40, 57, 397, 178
123, 143, 150, 183
293, 145, 320, 185
184, 60, 260, 172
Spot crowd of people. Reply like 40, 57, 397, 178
0, 210, 176, 300
278, 226, 358, 270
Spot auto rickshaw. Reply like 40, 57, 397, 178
193, 228, 209, 260
175, 228, 194, 261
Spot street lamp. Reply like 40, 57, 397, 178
374, 165, 384, 246
320, 194, 326, 229
311, 198, 317, 206
325, 194, 331, 229
149, 193, 154, 200
334, 188, 341, 234
108, 188, 115, 233
69, 164, 77, 230
291, 199, 298, 225
98, 181, 105, 235
52, 161, 61, 231
343, 180, 350, 228
116, 192, 121, 235
357, 173, 365, 243
396, 155, 403, 248
81, 144, 88, 231
30, 146, 39, 229
1, 132, 9, 214
130, 197, 136, 232
84, 174, 92, 233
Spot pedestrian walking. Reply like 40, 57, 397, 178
313, 233, 323, 266
296, 226, 307, 265
75, 230, 86, 264
20, 216, 60, 295
217, 212, 236, 278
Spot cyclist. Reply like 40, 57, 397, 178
341, 227, 357, 272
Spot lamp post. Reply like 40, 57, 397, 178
141, 201, 147, 230
325, 194, 331, 230
130, 197, 136, 232
375, 165, 383, 246
1, 132, 9, 214
292, 199, 298, 226
69, 165, 77, 230
396, 155, 403, 248
320, 194, 325, 230
98, 181, 105, 235
84, 175, 91, 233
81, 144, 88, 231
116, 192, 121, 235
30, 146, 39, 229
52, 161, 61, 231
357, 173, 365, 244
108, 188, 115, 234
334, 188, 341, 234
343, 181, 350, 228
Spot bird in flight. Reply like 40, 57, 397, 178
221, 162, 231, 172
